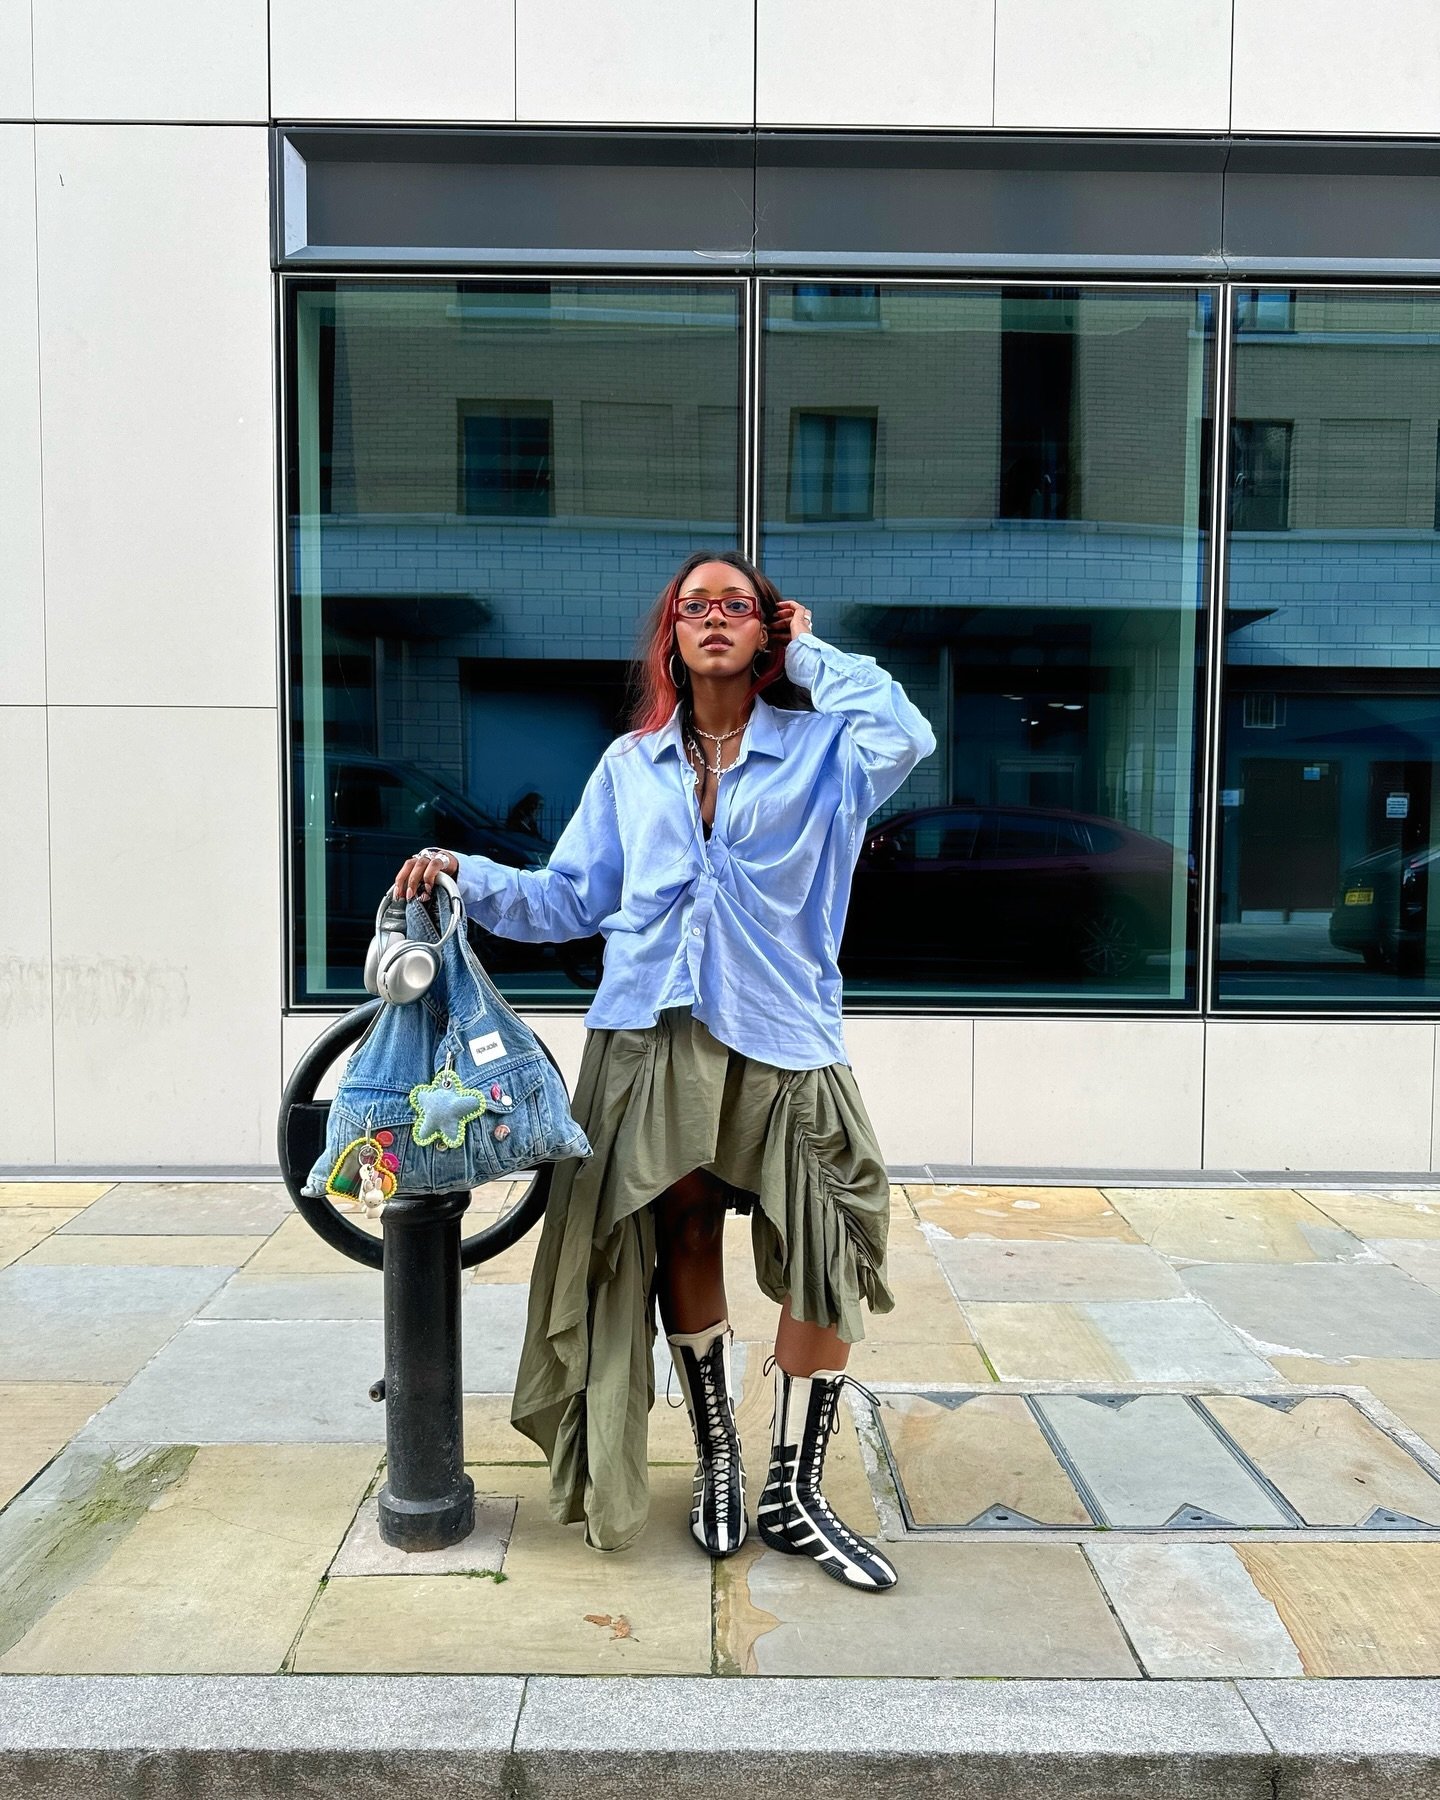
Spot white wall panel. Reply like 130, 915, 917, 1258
845, 1016, 973, 1167
270, 0, 513, 123
0, 0, 32, 117
1432, 1034, 1440, 1174
35, 126, 275, 709
1204, 1021, 1435, 1171
0, 709, 55, 1163
31, 0, 266, 122
1233, 0, 1440, 134
48, 706, 281, 1165
973, 1019, 1205, 1168
995, 0, 1232, 130
758, 0, 992, 128
0, 127, 44, 706
516, 0, 752, 125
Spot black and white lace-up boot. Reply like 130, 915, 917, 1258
666, 1317, 747, 1557
756, 1359, 898, 1592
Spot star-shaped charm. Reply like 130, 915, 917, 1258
408, 1067, 487, 1149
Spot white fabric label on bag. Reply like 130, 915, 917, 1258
467, 1029, 506, 1067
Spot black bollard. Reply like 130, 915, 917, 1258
376, 1187, 475, 1551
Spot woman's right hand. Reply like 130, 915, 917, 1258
391, 847, 459, 902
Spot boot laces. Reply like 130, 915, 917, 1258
766, 1361, 883, 1560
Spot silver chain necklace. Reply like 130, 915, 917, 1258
685, 714, 749, 781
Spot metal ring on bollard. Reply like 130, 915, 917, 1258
276, 999, 554, 1270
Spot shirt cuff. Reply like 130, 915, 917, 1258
783, 632, 823, 685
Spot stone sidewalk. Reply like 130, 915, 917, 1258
4, 1177, 1440, 1682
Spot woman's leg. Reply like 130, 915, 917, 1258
774, 1296, 850, 1376
653, 1169, 729, 1334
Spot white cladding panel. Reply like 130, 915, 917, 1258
35, 126, 275, 710
516, 0, 754, 125
48, 706, 282, 1166
0, 126, 44, 707
30, 0, 268, 122
0, 709, 56, 1163
1233, 0, 1440, 134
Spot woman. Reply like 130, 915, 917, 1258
391, 549, 935, 1593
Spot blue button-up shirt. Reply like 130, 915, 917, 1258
453, 633, 936, 1069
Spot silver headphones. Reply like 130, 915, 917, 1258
363, 871, 464, 1005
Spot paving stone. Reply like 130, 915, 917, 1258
859, 1250, 976, 1346
1, 1444, 378, 1674
58, 1184, 294, 1238
964, 1303, 1130, 1381
879, 1391, 1091, 1527
935, 1239, 1184, 1303
1269, 1356, 1440, 1452
0, 1442, 197, 1660
0, 1384, 116, 1509
1104, 1188, 1363, 1264
911, 1184, 1140, 1242
468, 1231, 540, 1285
1084, 1299, 1278, 1382
0, 1184, 112, 1209
460, 1285, 530, 1393
76, 1320, 387, 1444
1204, 1395, 1440, 1527
1034, 1395, 1290, 1529
293, 1464, 712, 1674
715, 1539, 1138, 1677
1180, 1263, 1440, 1359
201, 1273, 384, 1320
462, 1395, 546, 1465
329, 1494, 516, 1577
18, 1234, 267, 1269
841, 1340, 993, 1385
240, 1213, 383, 1276
1298, 1189, 1440, 1241
1235, 1543, 1440, 1675
0, 1209, 82, 1270
1085, 1543, 1304, 1677
1371, 1238, 1440, 1293
0, 1265, 233, 1382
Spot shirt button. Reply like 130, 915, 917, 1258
691, 927, 702, 938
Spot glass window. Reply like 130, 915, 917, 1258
787, 410, 877, 522
286, 278, 743, 1006
1216, 289, 1440, 1008
1231, 420, 1293, 531
761, 283, 1213, 1004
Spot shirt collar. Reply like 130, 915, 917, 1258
644, 697, 787, 764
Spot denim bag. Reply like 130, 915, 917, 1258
302, 883, 591, 1203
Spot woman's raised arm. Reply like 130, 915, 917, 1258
783, 628, 937, 812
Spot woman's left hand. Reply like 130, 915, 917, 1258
772, 600, 815, 646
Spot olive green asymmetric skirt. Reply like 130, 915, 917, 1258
509, 1005, 894, 1552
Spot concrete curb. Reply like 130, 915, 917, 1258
3, 1676, 1440, 1798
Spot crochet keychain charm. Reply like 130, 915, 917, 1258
409, 1051, 488, 1150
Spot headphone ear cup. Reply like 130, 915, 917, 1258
363, 937, 382, 996
376, 940, 441, 1006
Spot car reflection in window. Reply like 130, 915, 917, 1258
843, 803, 1189, 985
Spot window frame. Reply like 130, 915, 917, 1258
279, 272, 1440, 1023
